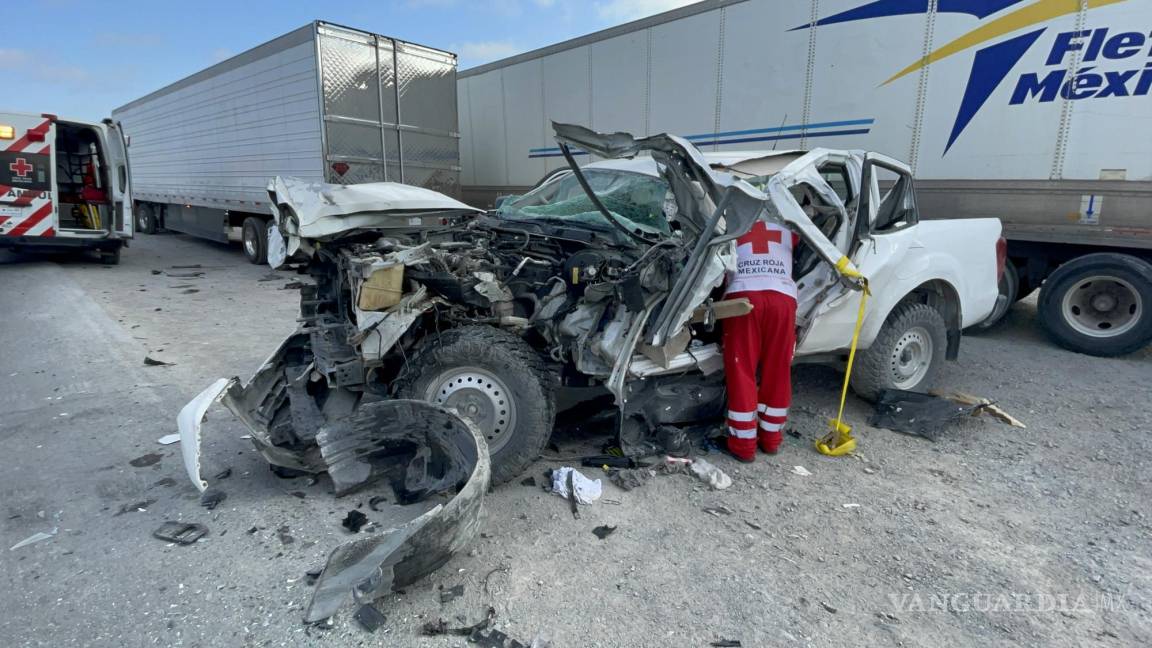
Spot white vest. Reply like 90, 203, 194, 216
725, 220, 797, 299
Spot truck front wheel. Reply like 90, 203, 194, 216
1038, 253, 1152, 356
850, 302, 948, 401
394, 326, 556, 485
242, 217, 268, 265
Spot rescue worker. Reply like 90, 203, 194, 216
722, 217, 799, 462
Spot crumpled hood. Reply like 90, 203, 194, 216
266, 176, 483, 262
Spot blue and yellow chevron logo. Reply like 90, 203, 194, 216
796, 0, 1135, 153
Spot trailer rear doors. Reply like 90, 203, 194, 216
316, 23, 460, 196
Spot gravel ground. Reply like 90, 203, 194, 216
1, 233, 1149, 648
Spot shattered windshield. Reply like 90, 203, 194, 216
496, 169, 672, 236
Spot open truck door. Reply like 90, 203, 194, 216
102, 119, 132, 239
0, 113, 57, 238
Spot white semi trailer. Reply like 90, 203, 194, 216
114, 21, 460, 264
457, 0, 1152, 356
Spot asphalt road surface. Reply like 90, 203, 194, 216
1, 232, 1149, 647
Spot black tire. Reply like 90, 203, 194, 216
972, 261, 1019, 331
1037, 253, 1152, 357
99, 247, 121, 265
394, 326, 555, 485
850, 302, 948, 401
242, 217, 268, 265
136, 204, 157, 235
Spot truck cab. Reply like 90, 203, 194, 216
0, 111, 132, 264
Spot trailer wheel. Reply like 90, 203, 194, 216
972, 261, 1018, 331
242, 217, 268, 265
394, 326, 556, 485
850, 302, 947, 401
136, 204, 158, 235
1038, 253, 1152, 356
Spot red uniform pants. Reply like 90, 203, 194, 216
722, 290, 797, 459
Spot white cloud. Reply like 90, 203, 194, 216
0, 48, 91, 84
0, 48, 31, 67
456, 40, 524, 66
595, 0, 698, 22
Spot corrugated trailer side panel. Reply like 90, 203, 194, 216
1061, 0, 1152, 182
113, 25, 323, 211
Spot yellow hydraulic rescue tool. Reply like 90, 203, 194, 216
816, 256, 870, 457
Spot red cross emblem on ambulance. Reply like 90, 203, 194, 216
9, 158, 33, 178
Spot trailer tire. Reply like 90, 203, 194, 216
1037, 253, 1152, 357
850, 302, 947, 401
394, 326, 556, 486
136, 204, 158, 235
242, 217, 268, 265
972, 261, 1019, 331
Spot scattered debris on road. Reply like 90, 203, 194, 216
143, 356, 173, 367
422, 606, 497, 637
353, 603, 387, 633
199, 488, 227, 510
129, 452, 163, 467
152, 521, 207, 545
592, 525, 617, 540
934, 390, 1028, 428
10, 529, 57, 551
791, 465, 812, 477
710, 640, 742, 647
213, 467, 232, 480
114, 499, 156, 516
870, 390, 978, 440
341, 510, 368, 533
550, 467, 602, 505
439, 583, 465, 603
277, 525, 295, 545
156, 434, 180, 445
687, 458, 732, 490
607, 466, 653, 491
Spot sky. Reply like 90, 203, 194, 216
1, 0, 699, 121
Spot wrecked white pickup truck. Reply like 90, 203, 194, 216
180, 123, 1003, 489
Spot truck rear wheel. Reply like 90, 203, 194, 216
1038, 253, 1152, 356
136, 204, 158, 235
850, 302, 947, 401
242, 217, 268, 265
394, 326, 555, 485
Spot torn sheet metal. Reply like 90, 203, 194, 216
267, 176, 482, 258
305, 400, 490, 623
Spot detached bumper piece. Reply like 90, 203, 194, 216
178, 388, 490, 625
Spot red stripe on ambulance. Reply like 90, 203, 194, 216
7, 202, 53, 236
5, 120, 51, 153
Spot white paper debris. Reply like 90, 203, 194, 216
550, 467, 603, 504
157, 434, 181, 445
10, 528, 57, 551
690, 458, 732, 490
791, 465, 812, 477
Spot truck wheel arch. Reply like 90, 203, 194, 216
865, 279, 963, 360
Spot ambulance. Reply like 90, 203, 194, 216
0, 111, 132, 264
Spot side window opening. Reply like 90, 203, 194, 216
817, 163, 853, 206
872, 166, 917, 232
